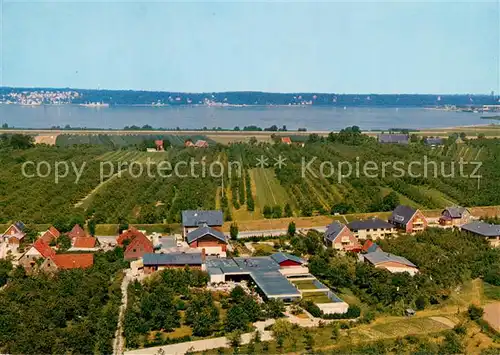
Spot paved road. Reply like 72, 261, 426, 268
124, 320, 274, 355
113, 269, 131, 355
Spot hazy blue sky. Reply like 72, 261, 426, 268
1, 0, 499, 93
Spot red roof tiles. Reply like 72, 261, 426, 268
117, 228, 146, 246
73, 237, 97, 248
48, 226, 61, 239
52, 254, 94, 269
68, 224, 86, 239
33, 239, 56, 259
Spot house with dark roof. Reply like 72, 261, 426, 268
347, 218, 397, 240
377, 134, 409, 144
125, 233, 154, 260
18, 238, 56, 270
186, 224, 228, 256
461, 221, 500, 248
323, 221, 360, 252
143, 252, 204, 274
181, 210, 223, 236
363, 251, 419, 275
424, 137, 444, 147
439, 206, 472, 227
388, 205, 427, 233
1, 221, 26, 247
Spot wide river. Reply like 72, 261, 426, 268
0, 104, 493, 131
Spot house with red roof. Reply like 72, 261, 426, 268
1, 222, 26, 247
194, 140, 209, 148
40, 226, 61, 244
124, 233, 154, 260
67, 224, 86, 239
323, 222, 361, 252
72, 236, 98, 249
117, 227, 146, 246
40, 253, 94, 272
18, 239, 56, 270
281, 137, 292, 145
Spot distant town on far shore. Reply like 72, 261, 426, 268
1, 87, 499, 110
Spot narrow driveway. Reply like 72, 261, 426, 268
113, 269, 131, 355
124, 319, 274, 355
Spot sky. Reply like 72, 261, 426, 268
1, 0, 499, 94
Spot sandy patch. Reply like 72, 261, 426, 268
483, 302, 500, 332
34, 134, 58, 145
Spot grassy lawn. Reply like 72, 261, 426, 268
250, 168, 290, 209
252, 243, 276, 255
302, 292, 332, 303
484, 282, 500, 301
368, 317, 451, 337
291, 280, 319, 290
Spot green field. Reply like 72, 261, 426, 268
291, 280, 319, 290
250, 168, 290, 209
302, 292, 332, 303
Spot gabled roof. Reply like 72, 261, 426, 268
143, 252, 203, 266
48, 226, 61, 239
389, 205, 418, 226
33, 239, 56, 259
2, 222, 26, 239
194, 140, 208, 147
125, 233, 154, 254
364, 251, 417, 268
378, 134, 409, 144
52, 254, 94, 269
462, 221, 500, 237
117, 228, 146, 246
324, 221, 347, 242
14, 221, 26, 232
362, 240, 382, 253
73, 237, 97, 248
348, 218, 394, 231
182, 210, 223, 227
186, 225, 227, 244
68, 224, 86, 239
443, 206, 468, 219
270, 252, 305, 265
281, 137, 292, 144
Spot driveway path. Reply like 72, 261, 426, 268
124, 319, 274, 355
113, 269, 131, 355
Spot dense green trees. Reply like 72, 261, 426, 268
124, 267, 209, 348
0, 250, 127, 354
309, 228, 500, 313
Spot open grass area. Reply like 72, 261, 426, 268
302, 292, 332, 303
251, 242, 276, 255
484, 283, 500, 301
250, 168, 290, 208
366, 317, 451, 338
291, 280, 318, 290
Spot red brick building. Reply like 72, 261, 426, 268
388, 205, 428, 233
124, 233, 154, 260
323, 222, 360, 252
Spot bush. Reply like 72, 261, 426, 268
467, 304, 484, 321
